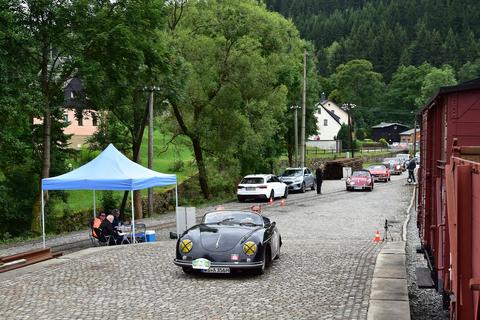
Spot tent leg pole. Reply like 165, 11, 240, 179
41, 189, 46, 249
131, 190, 135, 244
93, 190, 96, 218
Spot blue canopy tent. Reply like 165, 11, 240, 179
41, 144, 177, 248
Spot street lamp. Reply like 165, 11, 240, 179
341, 103, 356, 158
290, 105, 301, 167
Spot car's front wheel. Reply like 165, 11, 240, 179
301, 182, 306, 193
283, 187, 288, 199
182, 267, 194, 274
254, 247, 271, 275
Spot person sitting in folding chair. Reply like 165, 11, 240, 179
91, 212, 106, 238
99, 215, 121, 245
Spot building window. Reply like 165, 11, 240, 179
92, 113, 98, 126
324, 119, 328, 126
78, 116, 83, 126
70, 91, 75, 98
63, 113, 68, 122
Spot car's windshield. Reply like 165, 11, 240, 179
384, 158, 398, 164
240, 177, 264, 184
369, 165, 386, 170
202, 211, 264, 226
281, 169, 302, 177
352, 171, 370, 177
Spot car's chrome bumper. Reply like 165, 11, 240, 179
173, 259, 263, 269
287, 183, 302, 190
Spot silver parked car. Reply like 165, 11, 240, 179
279, 167, 316, 193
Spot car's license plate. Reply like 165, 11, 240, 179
246, 187, 255, 191
202, 267, 230, 274
192, 258, 211, 270
354, 186, 362, 190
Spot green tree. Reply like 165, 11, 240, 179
74, 0, 172, 218
382, 64, 431, 125
7, 0, 80, 233
329, 59, 385, 126
458, 59, 480, 83
168, 0, 312, 198
415, 65, 457, 108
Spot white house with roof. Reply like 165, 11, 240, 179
309, 98, 349, 141
309, 103, 342, 141
320, 99, 349, 125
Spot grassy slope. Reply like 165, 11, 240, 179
66, 130, 195, 211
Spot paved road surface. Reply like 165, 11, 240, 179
0, 175, 411, 319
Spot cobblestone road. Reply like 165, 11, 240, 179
0, 175, 411, 320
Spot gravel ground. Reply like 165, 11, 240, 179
406, 198, 449, 319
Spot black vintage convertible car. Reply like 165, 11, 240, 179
173, 210, 281, 275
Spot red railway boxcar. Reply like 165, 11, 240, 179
417, 78, 480, 319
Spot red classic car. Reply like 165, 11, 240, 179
382, 158, 403, 175
367, 164, 391, 182
346, 170, 374, 191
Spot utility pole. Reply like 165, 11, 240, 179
300, 49, 307, 168
348, 113, 354, 158
147, 86, 159, 217
291, 105, 300, 167
341, 103, 356, 158
413, 116, 417, 157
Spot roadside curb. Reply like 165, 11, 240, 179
368, 185, 415, 320
367, 241, 411, 320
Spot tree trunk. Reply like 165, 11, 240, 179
134, 190, 142, 220
192, 137, 211, 199
170, 101, 211, 199
119, 93, 149, 220
31, 43, 52, 234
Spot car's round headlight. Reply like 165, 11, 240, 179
243, 241, 257, 256
180, 239, 193, 253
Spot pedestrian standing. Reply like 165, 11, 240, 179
315, 166, 324, 194
407, 155, 416, 183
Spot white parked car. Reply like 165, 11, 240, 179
237, 174, 288, 202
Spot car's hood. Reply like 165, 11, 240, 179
370, 170, 387, 174
349, 177, 369, 184
280, 175, 302, 181
194, 225, 261, 252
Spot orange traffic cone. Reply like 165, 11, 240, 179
374, 230, 381, 243
280, 199, 286, 207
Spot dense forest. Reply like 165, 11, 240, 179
266, 0, 480, 127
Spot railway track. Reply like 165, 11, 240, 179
0, 248, 62, 273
